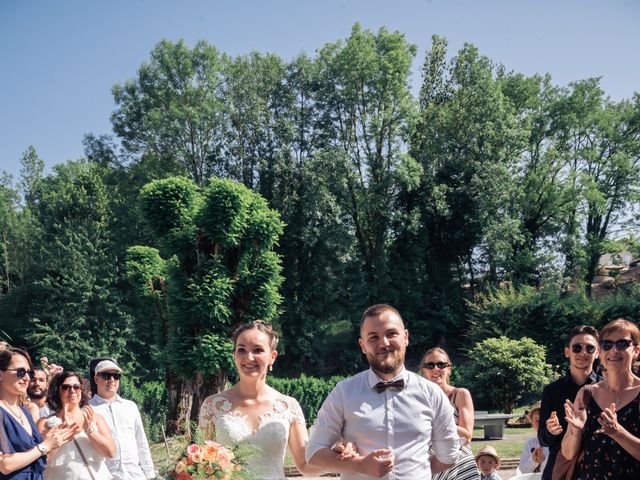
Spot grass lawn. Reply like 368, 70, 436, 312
471, 426, 534, 459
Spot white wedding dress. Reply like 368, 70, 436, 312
198, 393, 306, 480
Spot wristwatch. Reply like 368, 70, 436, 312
36, 443, 49, 456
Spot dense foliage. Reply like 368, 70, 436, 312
267, 374, 346, 427
1, 25, 639, 417
459, 336, 556, 413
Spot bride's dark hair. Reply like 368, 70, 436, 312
232, 320, 279, 350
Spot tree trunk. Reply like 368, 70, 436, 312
166, 369, 227, 436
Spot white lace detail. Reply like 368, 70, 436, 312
198, 393, 306, 480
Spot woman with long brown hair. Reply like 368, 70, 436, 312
37, 371, 115, 480
198, 321, 327, 479
0, 348, 75, 480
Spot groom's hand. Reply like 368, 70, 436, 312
358, 449, 394, 477
332, 441, 360, 460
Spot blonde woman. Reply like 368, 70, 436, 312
421, 347, 479, 480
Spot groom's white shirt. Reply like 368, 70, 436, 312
306, 367, 459, 479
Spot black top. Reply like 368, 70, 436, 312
537, 370, 602, 480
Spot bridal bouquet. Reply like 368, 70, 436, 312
172, 441, 251, 480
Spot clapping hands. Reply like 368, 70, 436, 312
546, 411, 564, 435
532, 446, 546, 464
564, 399, 587, 431
42, 420, 80, 451
595, 403, 619, 436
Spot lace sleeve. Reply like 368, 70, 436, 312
198, 395, 218, 440
286, 396, 307, 426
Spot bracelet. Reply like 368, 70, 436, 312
85, 421, 98, 434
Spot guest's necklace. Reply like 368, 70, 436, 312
608, 379, 635, 405
1, 398, 26, 425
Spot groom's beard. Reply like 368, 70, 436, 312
366, 347, 404, 374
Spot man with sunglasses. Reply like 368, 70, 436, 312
88, 359, 156, 480
538, 325, 602, 480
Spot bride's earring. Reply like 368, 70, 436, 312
269, 364, 273, 372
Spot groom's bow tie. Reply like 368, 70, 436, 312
374, 379, 405, 393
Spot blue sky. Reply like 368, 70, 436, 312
1, 0, 638, 180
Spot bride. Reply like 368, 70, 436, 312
198, 321, 327, 479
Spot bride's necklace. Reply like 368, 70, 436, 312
1, 398, 26, 425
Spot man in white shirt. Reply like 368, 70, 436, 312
307, 304, 460, 479
88, 359, 156, 480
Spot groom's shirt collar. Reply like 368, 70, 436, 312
366, 366, 408, 390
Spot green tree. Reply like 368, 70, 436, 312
408, 36, 523, 345
23, 162, 133, 372
555, 82, 640, 292
130, 176, 284, 432
111, 40, 226, 184
313, 23, 417, 305
461, 336, 555, 412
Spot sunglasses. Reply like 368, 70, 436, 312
60, 384, 82, 392
3, 368, 35, 379
98, 372, 121, 381
599, 339, 636, 351
571, 343, 597, 354
422, 362, 451, 370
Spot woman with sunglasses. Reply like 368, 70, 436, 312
562, 318, 640, 479
37, 371, 115, 480
420, 347, 479, 480
0, 349, 75, 479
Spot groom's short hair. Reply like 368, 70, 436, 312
360, 304, 404, 332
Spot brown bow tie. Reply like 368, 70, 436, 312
374, 379, 405, 393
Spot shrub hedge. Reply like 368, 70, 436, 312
268, 374, 345, 426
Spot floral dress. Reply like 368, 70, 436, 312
198, 393, 306, 480
575, 390, 640, 480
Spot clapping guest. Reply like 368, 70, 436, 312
37, 371, 114, 480
0, 348, 76, 480
516, 401, 548, 475
561, 318, 640, 479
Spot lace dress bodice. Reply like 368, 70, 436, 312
198, 393, 306, 480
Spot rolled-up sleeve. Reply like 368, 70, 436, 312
305, 387, 344, 462
430, 389, 459, 465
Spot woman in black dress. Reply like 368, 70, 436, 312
562, 318, 640, 479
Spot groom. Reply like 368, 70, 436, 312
307, 304, 459, 478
